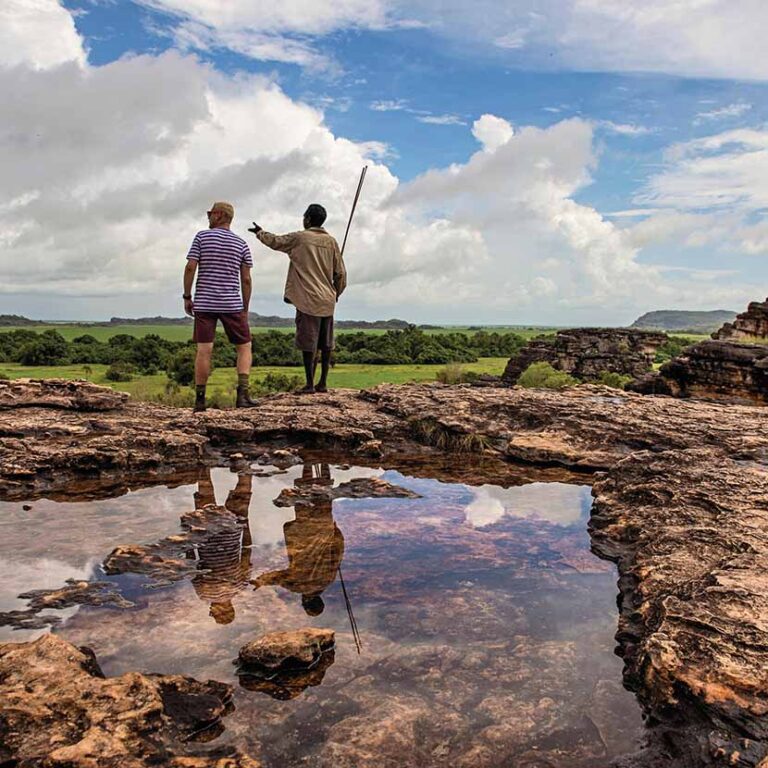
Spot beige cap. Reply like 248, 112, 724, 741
209, 201, 234, 219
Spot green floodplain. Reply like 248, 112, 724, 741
0, 324, 560, 343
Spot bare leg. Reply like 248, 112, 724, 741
235, 342, 252, 376
195, 343, 214, 385
316, 349, 331, 392
301, 351, 316, 392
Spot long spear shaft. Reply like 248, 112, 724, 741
340, 166, 368, 257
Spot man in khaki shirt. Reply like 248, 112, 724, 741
249, 204, 347, 393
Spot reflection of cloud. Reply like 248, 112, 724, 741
0, 556, 97, 642
464, 483, 592, 528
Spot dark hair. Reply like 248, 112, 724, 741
304, 204, 327, 228
302, 593, 325, 616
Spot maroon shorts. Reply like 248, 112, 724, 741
295, 310, 334, 352
193, 311, 251, 345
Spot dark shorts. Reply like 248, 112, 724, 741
193, 311, 251, 345
295, 310, 334, 352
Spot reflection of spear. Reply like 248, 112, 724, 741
340, 166, 368, 258
338, 566, 362, 654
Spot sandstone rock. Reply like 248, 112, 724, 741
0, 377, 127, 411
502, 328, 667, 384
0, 634, 259, 767
591, 448, 768, 766
714, 298, 768, 340
238, 628, 335, 672
238, 647, 336, 700
629, 340, 768, 405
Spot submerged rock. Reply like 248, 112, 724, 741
0, 634, 259, 767
502, 328, 667, 384
238, 628, 335, 673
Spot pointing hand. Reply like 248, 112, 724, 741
247, 221, 262, 235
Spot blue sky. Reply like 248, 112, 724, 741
3, 0, 768, 323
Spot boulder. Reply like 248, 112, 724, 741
629, 340, 768, 405
238, 628, 335, 672
714, 297, 768, 340
0, 634, 259, 767
502, 328, 667, 384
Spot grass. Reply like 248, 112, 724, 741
0, 358, 509, 400
0, 324, 560, 342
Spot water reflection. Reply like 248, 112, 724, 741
189, 470, 254, 624
251, 464, 345, 618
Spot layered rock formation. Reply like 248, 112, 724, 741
502, 328, 667, 384
713, 298, 768, 340
629, 340, 768, 405
0, 634, 259, 767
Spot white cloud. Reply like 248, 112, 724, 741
695, 102, 752, 122
370, 99, 409, 112
401, 0, 768, 81
595, 120, 652, 137
416, 114, 466, 126
472, 114, 514, 152
0, 0, 85, 70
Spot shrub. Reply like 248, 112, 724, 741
0, 371, 9, 380
251, 372, 303, 395
167, 348, 199, 386
436, 363, 480, 385
593, 371, 633, 389
517, 362, 578, 389
105, 362, 135, 382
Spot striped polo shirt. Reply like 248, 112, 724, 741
187, 228, 253, 313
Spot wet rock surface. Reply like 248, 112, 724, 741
0, 633, 259, 767
3, 380, 768, 765
274, 476, 421, 507
629, 339, 768, 405
238, 628, 335, 672
591, 449, 768, 766
502, 328, 667, 384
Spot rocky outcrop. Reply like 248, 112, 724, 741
714, 298, 768, 340
502, 328, 667, 384
591, 448, 768, 767
629, 340, 768, 405
0, 377, 127, 411
0, 634, 259, 767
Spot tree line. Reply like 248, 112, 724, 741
0, 327, 525, 382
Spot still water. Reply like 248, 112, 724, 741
0, 460, 643, 767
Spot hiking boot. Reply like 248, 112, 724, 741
193, 398, 206, 413
236, 386, 258, 408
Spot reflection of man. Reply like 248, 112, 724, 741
191, 469, 254, 624
249, 205, 346, 394
251, 464, 344, 615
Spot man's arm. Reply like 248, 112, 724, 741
253, 229, 298, 254
183, 260, 197, 316
240, 265, 252, 314
333, 245, 347, 300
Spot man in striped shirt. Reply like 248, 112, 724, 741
183, 201, 256, 412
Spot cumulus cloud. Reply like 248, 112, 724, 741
0, 0, 85, 69
472, 114, 514, 151
2, 2, 760, 323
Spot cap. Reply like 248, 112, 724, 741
209, 201, 234, 219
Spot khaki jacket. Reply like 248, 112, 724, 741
256, 227, 347, 317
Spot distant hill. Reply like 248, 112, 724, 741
0, 314, 44, 326
631, 310, 737, 334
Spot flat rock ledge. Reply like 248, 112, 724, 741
3, 380, 768, 765
0, 634, 260, 767
238, 628, 335, 672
